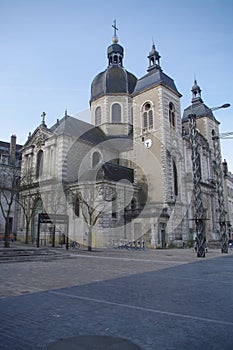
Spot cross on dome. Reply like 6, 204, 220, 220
112, 20, 119, 43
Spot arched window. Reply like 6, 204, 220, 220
36, 150, 43, 178
130, 107, 133, 125
150, 57, 155, 65
169, 102, 175, 128
92, 151, 101, 168
142, 102, 153, 131
112, 199, 117, 219
131, 198, 136, 211
173, 161, 178, 197
95, 107, 101, 126
149, 110, 153, 128
74, 197, 80, 217
112, 103, 121, 123
49, 148, 54, 176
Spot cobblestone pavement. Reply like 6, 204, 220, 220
0, 246, 233, 349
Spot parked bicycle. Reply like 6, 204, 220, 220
69, 240, 80, 249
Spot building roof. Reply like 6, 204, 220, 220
102, 162, 134, 183
0, 140, 22, 160
51, 115, 108, 145
79, 161, 134, 183
51, 114, 133, 151
182, 102, 216, 123
0, 140, 22, 152
133, 68, 181, 97
182, 79, 219, 123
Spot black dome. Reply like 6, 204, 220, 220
90, 66, 137, 102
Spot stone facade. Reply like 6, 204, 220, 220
223, 161, 233, 240
17, 33, 233, 248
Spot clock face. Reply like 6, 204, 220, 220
144, 138, 152, 149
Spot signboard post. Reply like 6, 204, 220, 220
37, 213, 69, 248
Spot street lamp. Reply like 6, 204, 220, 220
211, 103, 230, 111
188, 102, 230, 257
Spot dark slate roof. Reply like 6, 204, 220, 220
107, 43, 124, 56
91, 66, 137, 101
0, 140, 22, 152
0, 140, 22, 158
133, 68, 181, 97
102, 162, 134, 183
78, 161, 134, 184
0, 141, 11, 150
182, 101, 217, 123
50, 115, 108, 145
51, 115, 133, 151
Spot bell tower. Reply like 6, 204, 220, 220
131, 42, 186, 245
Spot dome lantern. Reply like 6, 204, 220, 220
108, 20, 124, 67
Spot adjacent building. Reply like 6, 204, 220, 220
0, 135, 22, 239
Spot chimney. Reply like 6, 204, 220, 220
10, 134, 16, 165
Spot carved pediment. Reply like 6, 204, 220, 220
34, 129, 48, 147
24, 126, 53, 149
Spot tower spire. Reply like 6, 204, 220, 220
147, 40, 161, 72
191, 78, 203, 104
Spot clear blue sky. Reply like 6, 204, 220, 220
1, 0, 233, 170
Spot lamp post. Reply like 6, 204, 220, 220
212, 138, 227, 253
189, 113, 206, 257
211, 103, 230, 253
189, 103, 230, 257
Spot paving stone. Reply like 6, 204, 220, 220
46, 335, 142, 350
0, 247, 232, 350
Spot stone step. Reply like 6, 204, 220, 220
0, 248, 72, 263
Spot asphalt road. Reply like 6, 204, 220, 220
0, 247, 232, 350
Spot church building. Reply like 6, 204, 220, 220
17, 26, 233, 249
